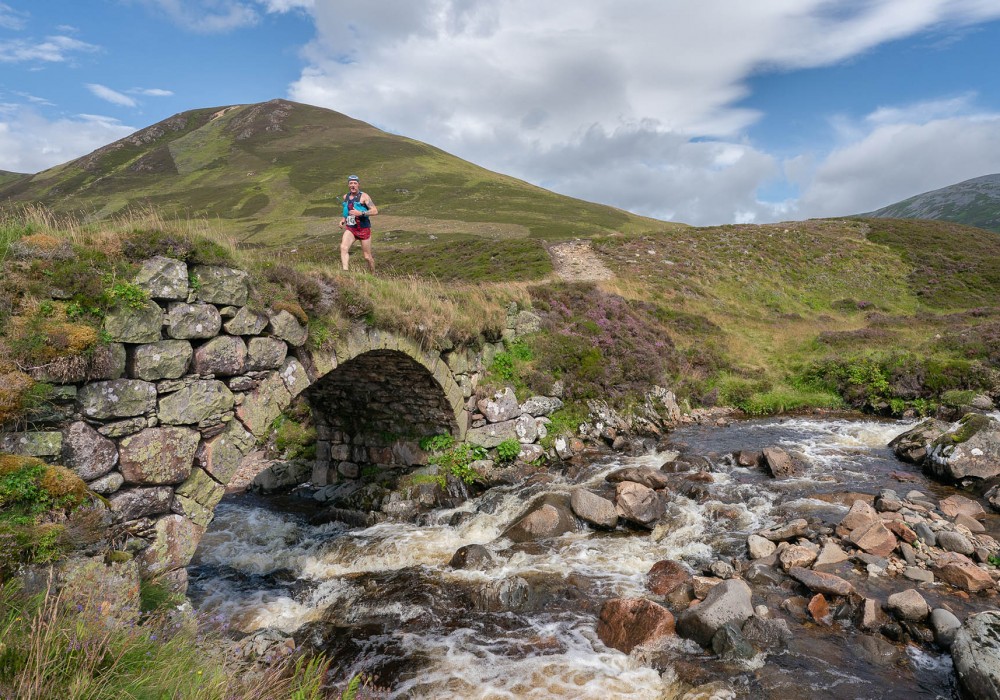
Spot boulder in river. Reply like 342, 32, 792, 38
925, 414, 1000, 483
597, 597, 675, 654
951, 610, 1000, 700
605, 466, 671, 490
676, 579, 754, 647
614, 481, 665, 528
646, 560, 692, 597
933, 552, 995, 592
500, 494, 579, 543
888, 418, 951, 464
570, 488, 618, 529
761, 447, 802, 479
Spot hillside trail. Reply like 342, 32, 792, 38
548, 240, 614, 281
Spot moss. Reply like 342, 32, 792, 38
271, 300, 309, 325
950, 413, 992, 444
941, 389, 977, 407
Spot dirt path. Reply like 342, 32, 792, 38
548, 240, 614, 281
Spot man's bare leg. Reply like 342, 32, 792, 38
361, 238, 375, 273
340, 230, 354, 270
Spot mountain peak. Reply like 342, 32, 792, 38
866, 173, 1000, 232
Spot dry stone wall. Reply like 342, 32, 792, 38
0, 256, 493, 590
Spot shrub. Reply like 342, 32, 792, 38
495, 438, 521, 464
0, 372, 36, 424
425, 439, 486, 485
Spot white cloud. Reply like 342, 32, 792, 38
0, 35, 99, 63
0, 106, 134, 173
0, 2, 28, 30
86, 83, 138, 108
128, 87, 174, 96
281, 0, 1000, 225
134, 0, 260, 33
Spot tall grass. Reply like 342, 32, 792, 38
0, 578, 331, 700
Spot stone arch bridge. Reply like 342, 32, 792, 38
0, 257, 501, 590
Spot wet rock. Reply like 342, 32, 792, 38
779, 545, 817, 571
952, 610, 1000, 700
759, 519, 810, 542
192, 335, 247, 376
747, 534, 777, 559
808, 594, 831, 625
710, 561, 736, 580
734, 450, 762, 467
925, 414, 1000, 482
848, 519, 897, 557
61, 421, 118, 481
647, 560, 692, 596
741, 613, 791, 651
570, 488, 618, 529
191, 265, 248, 306
129, 340, 193, 381
930, 608, 962, 649
859, 597, 886, 631
903, 567, 934, 584
888, 418, 951, 464
940, 494, 986, 520
78, 379, 157, 419
857, 635, 904, 666
814, 541, 849, 567
745, 561, 784, 587
597, 597, 675, 654
679, 682, 736, 700
501, 494, 579, 543
449, 544, 494, 570
165, 302, 221, 340
676, 579, 754, 647
711, 623, 755, 661
761, 447, 801, 478
934, 551, 995, 592
471, 576, 533, 612
118, 426, 199, 485
614, 481, 664, 528
887, 589, 929, 621
788, 567, 855, 597
605, 466, 671, 490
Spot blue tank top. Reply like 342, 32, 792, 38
345, 191, 370, 228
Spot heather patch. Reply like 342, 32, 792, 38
527, 282, 682, 402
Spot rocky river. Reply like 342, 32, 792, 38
187, 414, 1000, 699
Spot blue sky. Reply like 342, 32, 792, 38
3, 1, 1000, 226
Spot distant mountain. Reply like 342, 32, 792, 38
0, 99, 673, 247
0, 170, 27, 189
865, 174, 1000, 233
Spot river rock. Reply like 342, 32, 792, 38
158, 380, 234, 425
925, 414, 1000, 482
788, 567, 855, 597
676, 579, 754, 647
952, 610, 1000, 700
191, 265, 248, 306
615, 481, 664, 528
605, 466, 671, 490
930, 608, 962, 649
477, 388, 520, 423
887, 589, 929, 621
520, 396, 563, 417
888, 418, 951, 464
597, 598, 675, 654
78, 379, 157, 419
108, 486, 174, 522
267, 309, 307, 346
135, 256, 188, 300
747, 534, 776, 559
118, 426, 199, 485
103, 300, 163, 344
940, 494, 986, 521
501, 494, 579, 543
759, 519, 809, 542
814, 541, 849, 567
139, 514, 206, 579
245, 336, 287, 371
61, 421, 118, 481
848, 519, 897, 557
224, 306, 269, 336
570, 488, 618, 529
937, 530, 975, 556
860, 598, 886, 631
192, 335, 247, 376
711, 623, 755, 661
779, 545, 818, 570
841, 500, 879, 531
647, 560, 692, 596
934, 551, 995, 592
448, 544, 494, 571
129, 340, 192, 381
762, 447, 801, 478
741, 613, 792, 651
808, 594, 831, 624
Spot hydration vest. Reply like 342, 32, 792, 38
345, 191, 370, 227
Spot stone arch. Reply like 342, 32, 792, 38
299, 328, 471, 485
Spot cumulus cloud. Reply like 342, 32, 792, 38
0, 106, 134, 173
0, 35, 99, 63
279, 0, 1000, 225
86, 83, 138, 108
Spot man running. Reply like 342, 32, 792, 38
340, 174, 378, 273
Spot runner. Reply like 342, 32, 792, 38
339, 174, 378, 272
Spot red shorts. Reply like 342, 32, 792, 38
347, 226, 371, 241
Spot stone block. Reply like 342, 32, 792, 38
108, 486, 174, 522
267, 309, 307, 346
0, 431, 62, 457
119, 426, 199, 485
138, 514, 205, 578
87, 343, 127, 381
165, 302, 221, 340
62, 421, 118, 480
78, 379, 157, 419
135, 256, 188, 300
246, 337, 287, 371
192, 265, 249, 306
278, 357, 310, 398
197, 419, 256, 485
235, 372, 291, 438
223, 306, 269, 335
88, 471, 124, 495
104, 301, 163, 343
192, 335, 247, 376
158, 380, 235, 425
129, 340, 192, 381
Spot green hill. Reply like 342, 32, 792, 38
865, 173, 1000, 233
0, 170, 27, 189
0, 99, 676, 255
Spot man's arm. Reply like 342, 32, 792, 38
360, 193, 377, 216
